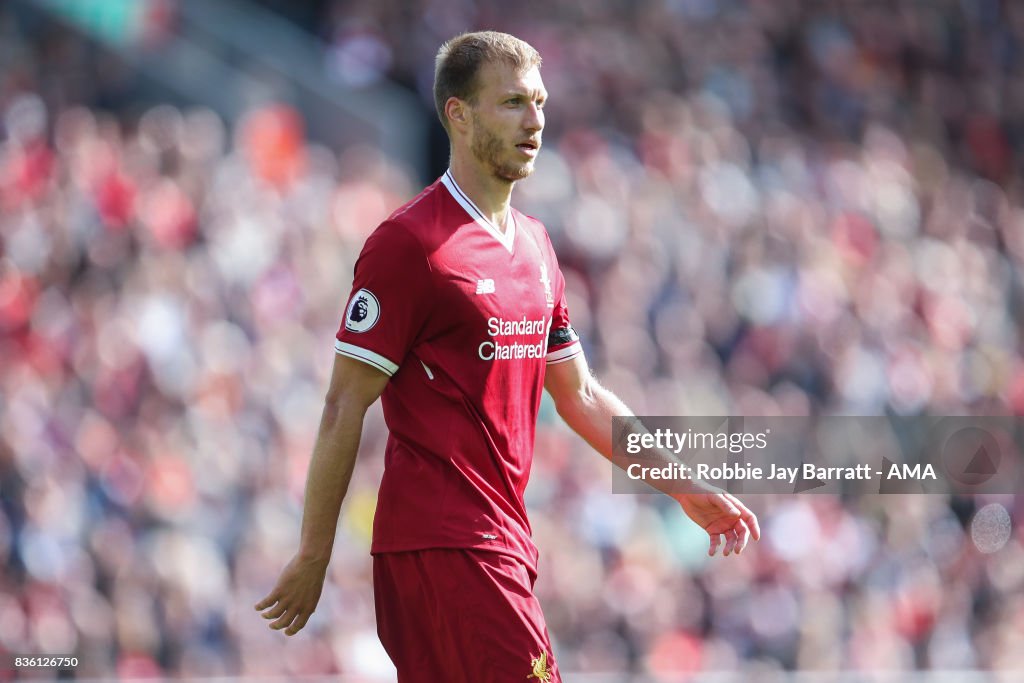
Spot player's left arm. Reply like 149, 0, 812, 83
544, 352, 761, 556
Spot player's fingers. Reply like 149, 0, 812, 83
734, 519, 750, 555
270, 609, 300, 631
723, 528, 738, 556
744, 513, 761, 542
261, 602, 289, 620
724, 493, 760, 541
715, 494, 741, 518
254, 592, 279, 611
285, 612, 312, 636
709, 532, 722, 557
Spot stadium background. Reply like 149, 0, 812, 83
1, 0, 1023, 680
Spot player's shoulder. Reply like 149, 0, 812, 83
374, 177, 454, 246
363, 179, 442, 244
361, 218, 423, 264
386, 177, 447, 225
513, 208, 548, 230
513, 208, 555, 245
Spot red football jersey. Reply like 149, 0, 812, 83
335, 170, 582, 573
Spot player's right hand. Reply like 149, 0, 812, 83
255, 553, 330, 636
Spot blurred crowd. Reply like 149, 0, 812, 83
2, 0, 1024, 680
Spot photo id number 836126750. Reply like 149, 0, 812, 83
13, 656, 79, 668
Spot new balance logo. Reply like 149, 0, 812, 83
475, 279, 496, 294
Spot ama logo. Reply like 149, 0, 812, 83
345, 289, 380, 333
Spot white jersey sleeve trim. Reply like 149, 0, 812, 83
335, 340, 399, 376
546, 341, 583, 364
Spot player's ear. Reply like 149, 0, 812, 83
446, 97, 470, 132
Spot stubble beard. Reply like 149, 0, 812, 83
471, 113, 534, 182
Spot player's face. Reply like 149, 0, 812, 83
469, 61, 546, 182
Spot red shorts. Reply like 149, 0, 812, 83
373, 548, 561, 683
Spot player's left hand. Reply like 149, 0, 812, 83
673, 484, 760, 557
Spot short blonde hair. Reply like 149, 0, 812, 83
433, 31, 542, 134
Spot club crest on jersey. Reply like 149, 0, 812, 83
539, 263, 554, 308
345, 289, 380, 333
528, 651, 552, 681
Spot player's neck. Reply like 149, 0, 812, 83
448, 159, 514, 233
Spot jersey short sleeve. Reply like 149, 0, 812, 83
335, 221, 433, 376
543, 250, 582, 365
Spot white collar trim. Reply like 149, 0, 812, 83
440, 169, 516, 253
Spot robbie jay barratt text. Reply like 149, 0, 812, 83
625, 462, 937, 483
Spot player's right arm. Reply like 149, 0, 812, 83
254, 353, 389, 636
